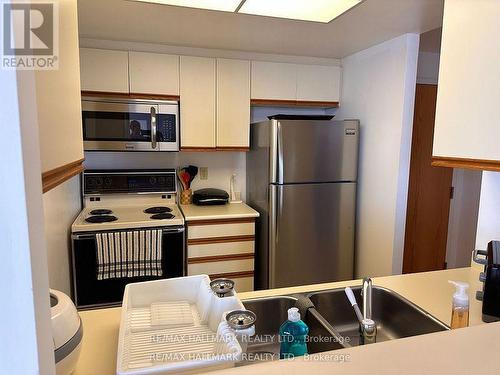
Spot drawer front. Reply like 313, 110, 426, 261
188, 222, 254, 240
187, 258, 254, 275
188, 241, 254, 258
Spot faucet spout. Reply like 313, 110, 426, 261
362, 277, 372, 320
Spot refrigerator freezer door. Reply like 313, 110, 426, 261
274, 120, 359, 184
269, 182, 356, 288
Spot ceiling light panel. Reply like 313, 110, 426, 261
238, 0, 362, 23
132, 0, 242, 12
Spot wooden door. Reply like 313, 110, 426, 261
403, 84, 453, 273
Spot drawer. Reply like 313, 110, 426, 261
188, 241, 254, 258
188, 222, 254, 240
187, 257, 254, 276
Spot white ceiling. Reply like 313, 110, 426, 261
77, 0, 444, 59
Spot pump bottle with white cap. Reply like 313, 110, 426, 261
449, 280, 469, 329
279, 307, 309, 359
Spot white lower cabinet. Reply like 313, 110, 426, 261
186, 218, 255, 292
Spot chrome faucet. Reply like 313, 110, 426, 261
344, 279, 377, 345
362, 277, 372, 320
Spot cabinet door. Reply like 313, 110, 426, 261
129, 51, 179, 96
217, 58, 250, 148
433, 0, 500, 165
179, 56, 216, 149
79, 48, 129, 93
296, 64, 341, 102
251, 61, 297, 101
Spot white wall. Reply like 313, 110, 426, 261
416, 51, 440, 84
43, 175, 82, 295
476, 171, 500, 251
0, 59, 55, 375
336, 34, 420, 278
446, 169, 482, 268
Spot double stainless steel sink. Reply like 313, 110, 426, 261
241, 286, 448, 363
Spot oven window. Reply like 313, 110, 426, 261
83, 111, 152, 142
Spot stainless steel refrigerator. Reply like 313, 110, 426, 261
247, 116, 359, 289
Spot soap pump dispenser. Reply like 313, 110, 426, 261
279, 307, 309, 359
448, 280, 469, 329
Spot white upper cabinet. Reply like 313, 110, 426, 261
433, 0, 500, 166
79, 48, 129, 93
129, 52, 179, 96
251, 61, 297, 101
180, 56, 216, 149
251, 61, 341, 103
38, 0, 83, 177
296, 64, 341, 102
217, 58, 251, 148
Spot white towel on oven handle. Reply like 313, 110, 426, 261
95, 229, 163, 280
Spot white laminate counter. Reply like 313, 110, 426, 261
180, 202, 259, 221
74, 266, 494, 375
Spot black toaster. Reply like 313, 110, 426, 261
474, 240, 500, 322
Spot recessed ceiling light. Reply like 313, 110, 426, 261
130, 0, 363, 23
238, 0, 363, 23
131, 0, 243, 12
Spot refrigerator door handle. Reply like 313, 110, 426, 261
269, 185, 278, 288
269, 185, 284, 289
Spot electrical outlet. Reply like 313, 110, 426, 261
199, 167, 208, 180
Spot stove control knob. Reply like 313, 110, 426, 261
96, 178, 103, 186
479, 272, 487, 282
149, 177, 157, 185
476, 291, 484, 301
104, 177, 112, 186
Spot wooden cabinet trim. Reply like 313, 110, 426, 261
180, 147, 217, 152
209, 270, 254, 280
81, 90, 180, 101
42, 158, 84, 193
188, 252, 254, 264
187, 235, 255, 245
216, 147, 250, 152
188, 218, 255, 226
250, 99, 339, 108
431, 156, 500, 172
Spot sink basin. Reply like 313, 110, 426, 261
308, 286, 449, 346
241, 296, 345, 363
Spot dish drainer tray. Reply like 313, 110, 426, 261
117, 275, 244, 375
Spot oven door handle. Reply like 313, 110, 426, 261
151, 106, 157, 149
162, 227, 185, 234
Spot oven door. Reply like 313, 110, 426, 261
71, 226, 185, 309
82, 98, 179, 152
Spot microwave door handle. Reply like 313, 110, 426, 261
151, 106, 157, 149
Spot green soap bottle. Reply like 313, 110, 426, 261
279, 307, 309, 359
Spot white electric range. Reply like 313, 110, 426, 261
70, 169, 186, 309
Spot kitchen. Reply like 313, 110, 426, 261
2, 0, 500, 374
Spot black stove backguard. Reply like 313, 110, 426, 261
71, 226, 185, 309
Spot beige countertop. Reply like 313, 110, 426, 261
75, 266, 492, 375
180, 202, 259, 221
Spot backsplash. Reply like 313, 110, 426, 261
84, 151, 246, 200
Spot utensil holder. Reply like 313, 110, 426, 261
180, 188, 192, 205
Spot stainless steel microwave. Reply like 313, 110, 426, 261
82, 97, 179, 152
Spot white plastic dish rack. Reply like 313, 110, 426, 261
116, 275, 245, 375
